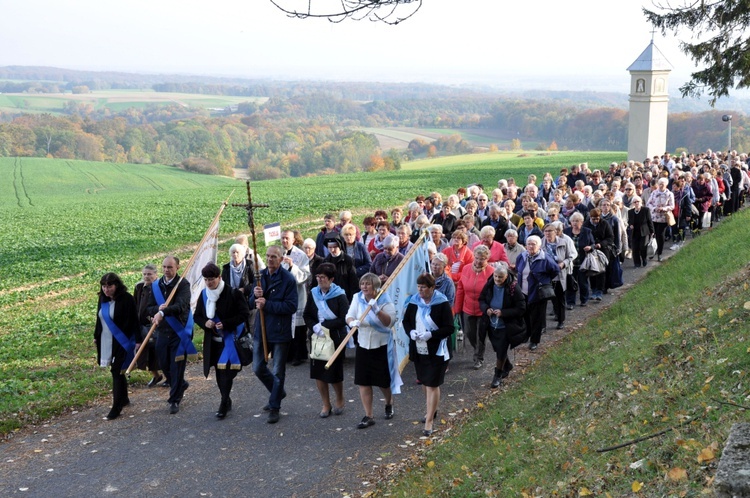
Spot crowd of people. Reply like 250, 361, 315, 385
94, 149, 750, 434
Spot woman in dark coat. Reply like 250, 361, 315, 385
515, 235, 560, 350
582, 208, 614, 301
479, 263, 526, 388
403, 273, 454, 436
222, 243, 257, 337
95, 272, 139, 420
564, 212, 595, 307
195, 263, 251, 419
319, 233, 359, 302
303, 263, 350, 418
627, 196, 655, 268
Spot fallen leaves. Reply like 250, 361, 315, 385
697, 443, 718, 463
631, 481, 643, 492
667, 467, 687, 481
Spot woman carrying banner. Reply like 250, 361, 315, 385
346, 273, 398, 429
94, 272, 139, 420
194, 263, 251, 419
403, 273, 454, 436
303, 263, 350, 418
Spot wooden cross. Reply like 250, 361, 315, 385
231, 180, 271, 361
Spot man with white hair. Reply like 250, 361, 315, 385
280, 230, 311, 366
369, 234, 404, 283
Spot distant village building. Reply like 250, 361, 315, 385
627, 40, 673, 161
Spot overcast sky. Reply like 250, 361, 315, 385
0, 0, 698, 92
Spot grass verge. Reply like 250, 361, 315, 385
382, 210, 750, 496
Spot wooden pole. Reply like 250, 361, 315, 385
126, 191, 233, 375
324, 230, 428, 369
244, 181, 270, 362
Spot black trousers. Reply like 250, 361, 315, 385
111, 370, 129, 409
215, 368, 239, 403
156, 332, 188, 404
525, 298, 547, 345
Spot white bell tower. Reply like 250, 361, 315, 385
627, 39, 673, 161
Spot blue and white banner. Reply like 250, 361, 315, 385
384, 236, 430, 374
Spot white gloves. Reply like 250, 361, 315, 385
451, 262, 461, 274
419, 330, 433, 341
368, 298, 380, 313
409, 329, 419, 341
312, 323, 324, 337
349, 320, 360, 329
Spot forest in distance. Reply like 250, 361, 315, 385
0, 66, 747, 180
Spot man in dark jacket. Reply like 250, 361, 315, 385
148, 255, 193, 414
249, 245, 298, 424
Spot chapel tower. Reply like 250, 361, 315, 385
627, 40, 673, 161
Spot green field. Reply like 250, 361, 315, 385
0, 152, 623, 434
0, 89, 267, 114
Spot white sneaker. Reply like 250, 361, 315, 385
669, 244, 678, 250
457, 330, 464, 341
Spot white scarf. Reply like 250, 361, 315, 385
205, 280, 225, 319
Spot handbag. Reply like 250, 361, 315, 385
508, 325, 529, 349
233, 331, 253, 367
566, 272, 579, 293
536, 283, 555, 300
666, 211, 676, 227
647, 236, 657, 258
701, 211, 712, 228
310, 326, 336, 361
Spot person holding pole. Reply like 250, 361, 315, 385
346, 273, 398, 429
133, 264, 163, 387
195, 263, 250, 419
402, 273, 454, 436
147, 255, 193, 415
249, 245, 298, 424
95, 272, 138, 420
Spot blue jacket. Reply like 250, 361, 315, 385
515, 251, 560, 303
248, 267, 298, 342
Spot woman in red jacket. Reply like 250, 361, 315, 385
453, 244, 493, 370
442, 231, 474, 283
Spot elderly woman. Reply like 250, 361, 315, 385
503, 228, 525, 274
477, 226, 510, 267
479, 263, 527, 388
430, 253, 455, 306
302, 238, 323, 292
347, 273, 400, 429
320, 233, 359, 301
517, 211, 544, 246
583, 208, 614, 301
367, 221, 391, 259
564, 212, 595, 307
222, 243, 257, 333
540, 223, 577, 330
443, 230, 473, 283
341, 223, 372, 279
195, 263, 251, 419
403, 273, 454, 436
454, 244, 495, 369
95, 272, 138, 420
433, 203, 458, 238
447, 194, 467, 219
410, 214, 430, 243
627, 196, 655, 267
427, 224, 450, 252
516, 235, 560, 350
303, 263, 350, 418
646, 177, 675, 262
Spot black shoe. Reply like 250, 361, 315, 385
106, 408, 121, 420
319, 408, 332, 418
357, 416, 375, 429
557, 321, 565, 330
529, 343, 538, 351
291, 359, 302, 366
121, 399, 131, 408
267, 410, 280, 424
385, 404, 394, 420
147, 374, 164, 388
169, 402, 179, 414
420, 410, 438, 424
216, 400, 228, 419
262, 404, 271, 412
580, 302, 587, 307
422, 428, 434, 437
490, 368, 502, 389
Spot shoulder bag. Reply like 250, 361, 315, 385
310, 326, 336, 361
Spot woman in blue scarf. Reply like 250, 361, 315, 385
346, 273, 399, 430
195, 263, 251, 419
95, 272, 139, 420
303, 263, 350, 418
402, 273, 454, 436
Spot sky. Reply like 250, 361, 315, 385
0, 0, 699, 93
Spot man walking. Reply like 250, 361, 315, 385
148, 255, 194, 414
280, 230, 311, 366
250, 245, 298, 424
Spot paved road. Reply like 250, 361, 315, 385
0, 248, 674, 497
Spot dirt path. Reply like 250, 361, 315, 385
0, 246, 676, 497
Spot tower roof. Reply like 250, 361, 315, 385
627, 40, 673, 72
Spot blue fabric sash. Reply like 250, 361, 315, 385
202, 290, 245, 370
356, 291, 402, 393
100, 301, 135, 372
152, 280, 197, 361
409, 290, 450, 360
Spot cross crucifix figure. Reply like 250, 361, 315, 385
231, 180, 271, 361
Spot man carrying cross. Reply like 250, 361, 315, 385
250, 245, 298, 424
148, 255, 193, 415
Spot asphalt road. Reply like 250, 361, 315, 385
0, 247, 674, 497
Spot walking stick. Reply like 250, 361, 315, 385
127, 191, 233, 375
231, 181, 270, 362
325, 230, 428, 369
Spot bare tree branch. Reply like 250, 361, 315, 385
269, 0, 422, 24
